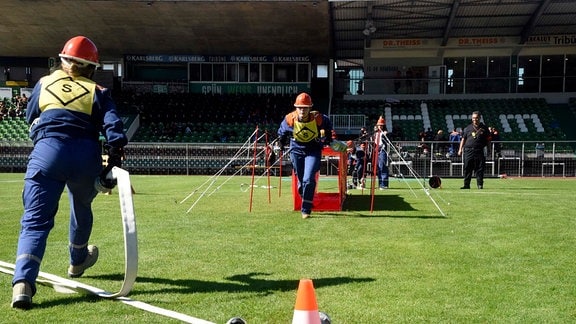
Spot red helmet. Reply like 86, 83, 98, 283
376, 116, 386, 126
59, 36, 100, 67
294, 93, 313, 108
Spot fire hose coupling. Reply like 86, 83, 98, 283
329, 140, 348, 152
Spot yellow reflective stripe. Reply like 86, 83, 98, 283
38, 70, 95, 115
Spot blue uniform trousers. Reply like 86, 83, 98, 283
377, 150, 389, 188
290, 150, 321, 215
352, 158, 365, 186
13, 137, 101, 293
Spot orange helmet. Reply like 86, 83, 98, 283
59, 36, 100, 67
294, 93, 313, 108
376, 116, 386, 126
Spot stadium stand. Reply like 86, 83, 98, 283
0, 117, 30, 142
331, 98, 571, 143
119, 93, 287, 143
1, 95, 575, 177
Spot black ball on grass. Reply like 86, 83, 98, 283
320, 311, 332, 324
429, 175, 442, 189
226, 317, 247, 324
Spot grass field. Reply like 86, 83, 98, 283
1, 172, 575, 323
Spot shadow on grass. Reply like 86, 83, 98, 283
342, 193, 414, 212
89, 272, 375, 297
33, 293, 102, 309
318, 212, 446, 219
314, 193, 446, 219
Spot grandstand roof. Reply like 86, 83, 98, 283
3, 0, 576, 66
2, 0, 330, 61
332, 0, 576, 66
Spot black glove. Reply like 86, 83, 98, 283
279, 135, 290, 147
106, 146, 124, 168
278, 135, 291, 152
98, 146, 125, 190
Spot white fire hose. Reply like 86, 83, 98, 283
0, 167, 214, 323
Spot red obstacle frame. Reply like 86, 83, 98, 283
292, 147, 348, 212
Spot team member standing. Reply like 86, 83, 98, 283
346, 140, 367, 189
374, 117, 390, 189
277, 93, 336, 219
458, 111, 491, 189
447, 128, 461, 157
353, 143, 367, 189
11, 36, 128, 309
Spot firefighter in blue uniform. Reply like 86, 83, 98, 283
374, 116, 390, 189
351, 142, 367, 189
277, 93, 345, 219
11, 36, 128, 309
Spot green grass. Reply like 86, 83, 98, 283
1, 173, 575, 323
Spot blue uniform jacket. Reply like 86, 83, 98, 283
277, 112, 333, 156
26, 69, 127, 148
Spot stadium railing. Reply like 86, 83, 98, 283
0, 140, 574, 177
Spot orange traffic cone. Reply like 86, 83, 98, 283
292, 278, 321, 324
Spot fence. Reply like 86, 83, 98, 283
330, 114, 367, 133
1, 140, 574, 177
388, 140, 575, 178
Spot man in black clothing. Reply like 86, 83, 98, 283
458, 111, 491, 189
